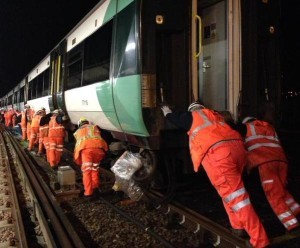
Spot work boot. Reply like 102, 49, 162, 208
288, 226, 300, 235
83, 194, 95, 202
231, 228, 248, 238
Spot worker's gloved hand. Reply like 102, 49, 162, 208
161, 106, 172, 116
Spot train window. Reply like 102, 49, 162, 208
20, 87, 24, 102
28, 81, 32, 100
66, 45, 83, 90
43, 68, 50, 96
8, 95, 12, 105
31, 78, 37, 99
82, 21, 112, 86
113, 3, 138, 78
37, 74, 43, 98
13, 92, 18, 105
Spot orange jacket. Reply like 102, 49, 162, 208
188, 109, 242, 172
21, 111, 27, 126
244, 120, 287, 170
31, 114, 42, 128
48, 116, 65, 138
73, 124, 108, 165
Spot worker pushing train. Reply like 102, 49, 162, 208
161, 101, 270, 248
38, 109, 51, 157
240, 107, 300, 234
27, 107, 44, 152
47, 109, 66, 170
73, 118, 108, 200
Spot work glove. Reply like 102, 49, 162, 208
161, 105, 172, 116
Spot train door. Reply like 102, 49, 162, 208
193, 0, 241, 118
49, 43, 66, 112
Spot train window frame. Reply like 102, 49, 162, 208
20, 86, 25, 102
82, 20, 113, 86
37, 74, 43, 98
43, 68, 50, 96
31, 78, 38, 99
65, 44, 84, 90
8, 95, 13, 105
28, 81, 33, 100
13, 91, 18, 105
113, 2, 139, 78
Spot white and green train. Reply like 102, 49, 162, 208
0, 0, 283, 184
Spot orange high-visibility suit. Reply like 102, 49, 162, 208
39, 123, 49, 156
28, 112, 42, 151
39, 113, 51, 157
188, 109, 269, 248
48, 115, 65, 168
12, 110, 18, 127
74, 124, 108, 196
26, 108, 35, 142
21, 111, 27, 141
5, 109, 14, 127
245, 120, 300, 231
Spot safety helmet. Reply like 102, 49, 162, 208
24, 104, 30, 109
188, 101, 205, 112
78, 117, 89, 127
242, 116, 256, 124
52, 109, 60, 115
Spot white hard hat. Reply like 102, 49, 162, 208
24, 104, 30, 108
242, 116, 256, 124
188, 101, 205, 112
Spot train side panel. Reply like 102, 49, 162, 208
110, 75, 148, 136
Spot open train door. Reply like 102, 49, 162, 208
49, 42, 67, 112
194, 0, 242, 118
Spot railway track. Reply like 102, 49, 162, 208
2, 125, 300, 247
0, 125, 85, 247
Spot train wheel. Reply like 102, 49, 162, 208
132, 150, 156, 183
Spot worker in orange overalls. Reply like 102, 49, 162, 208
38, 109, 51, 157
73, 117, 108, 199
47, 109, 65, 169
12, 108, 22, 127
21, 105, 28, 141
242, 115, 300, 234
5, 109, 14, 127
25, 105, 35, 142
28, 108, 44, 152
161, 101, 270, 248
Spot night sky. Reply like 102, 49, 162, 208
0, 0, 100, 94
0, 1, 299, 95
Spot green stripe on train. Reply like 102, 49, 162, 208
104, 0, 135, 23
96, 75, 149, 137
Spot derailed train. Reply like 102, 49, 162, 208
0, 0, 283, 185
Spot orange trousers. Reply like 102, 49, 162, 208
48, 137, 64, 167
26, 123, 31, 142
259, 161, 300, 231
21, 123, 27, 141
43, 137, 50, 161
80, 148, 105, 196
28, 127, 39, 150
202, 140, 269, 248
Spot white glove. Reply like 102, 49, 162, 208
161, 106, 172, 116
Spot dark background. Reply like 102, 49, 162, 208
0, 0, 99, 93
0, 0, 299, 93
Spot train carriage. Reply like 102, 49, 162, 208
1, 0, 283, 184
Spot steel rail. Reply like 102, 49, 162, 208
3, 128, 85, 248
